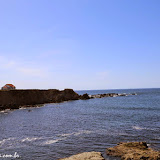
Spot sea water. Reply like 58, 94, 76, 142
0, 88, 159, 160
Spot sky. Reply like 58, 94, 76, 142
0, 0, 160, 90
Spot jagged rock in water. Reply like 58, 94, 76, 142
91, 93, 119, 98
80, 93, 90, 100
106, 142, 160, 160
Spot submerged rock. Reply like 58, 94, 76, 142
58, 151, 105, 160
106, 142, 160, 160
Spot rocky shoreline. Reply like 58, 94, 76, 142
0, 89, 79, 111
1, 90, 159, 159
59, 152, 105, 160
0, 89, 136, 111
59, 142, 160, 160
106, 141, 160, 160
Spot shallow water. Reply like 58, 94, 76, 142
0, 88, 160, 160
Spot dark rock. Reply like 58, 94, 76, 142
91, 93, 119, 98
131, 93, 137, 95
0, 89, 80, 110
80, 93, 90, 100
0, 89, 137, 111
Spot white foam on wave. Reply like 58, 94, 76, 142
74, 130, 92, 136
0, 111, 6, 113
19, 107, 27, 110
19, 105, 42, 110
0, 109, 11, 114
21, 137, 42, 142
43, 130, 93, 145
0, 138, 15, 146
132, 126, 145, 130
43, 137, 67, 145
60, 133, 74, 137
59, 130, 93, 137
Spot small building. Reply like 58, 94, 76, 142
1, 84, 16, 90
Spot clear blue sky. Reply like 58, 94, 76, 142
0, 0, 160, 90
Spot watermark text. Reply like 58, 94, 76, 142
0, 152, 20, 158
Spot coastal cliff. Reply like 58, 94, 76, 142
0, 89, 136, 111
0, 89, 79, 110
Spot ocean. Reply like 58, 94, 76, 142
0, 88, 159, 160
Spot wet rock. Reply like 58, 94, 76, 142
91, 93, 119, 98
131, 93, 137, 95
58, 151, 105, 160
91, 94, 101, 98
106, 142, 160, 160
80, 93, 90, 100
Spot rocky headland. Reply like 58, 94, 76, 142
0, 89, 137, 111
0, 89, 79, 110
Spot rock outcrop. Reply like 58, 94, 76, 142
80, 93, 90, 100
0, 89, 79, 110
90, 93, 136, 98
0, 89, 137, 111
58, 152, 105, 160
106, 142, 160, 160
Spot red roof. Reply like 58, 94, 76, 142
3, 86, 8, 88
5, 84, 15, 87
3, 84, 16, 89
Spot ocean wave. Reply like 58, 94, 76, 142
43, 137, 67, 145
59, 130, 93, 137
0, 138, 15, 146
74, 130, 92, 136
59, 133, 74, 137
21, 137, 42, 142
43, 130, 93, 145
1, 130, 93, 147
132, 126, 146, 130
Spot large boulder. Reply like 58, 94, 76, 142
106, 142, 160, 160
80, 93, 90, 100
58, 151, 105, 160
